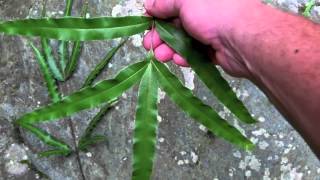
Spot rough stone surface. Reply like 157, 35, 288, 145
0, 0, 320, 179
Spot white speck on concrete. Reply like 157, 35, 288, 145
199, 125, 208, 132
129, 121, 135, 130
284, 147, 292, 154
245, 170, 252, 177
290, 137, 294, 140
252, 128, 267, 136
157, 115, 162, 123
111, 5, 122, 17
281, 157, 289, 164
258, 141, 269, 150
158, 88, 166, 103
250, 137, 259, 145
223, 106, 231, 114
239, 154, 261, 172
177, 160, 184, 166
218, 111, 227, 119
158, 137, 164, 143
258, 116, 266, 122
264, 132, 270, 138
180, 67, 195, 90
263, 168, 271, 180
180, 151, 186, 156
242, 90, 250, 99
249, 156, 261, 171
184, 159, 189, 164
122, 93, 127, 99
191, 151, 199, 164
233, 151, 242, 159
275, 140, 285, 147
279, 133, 285, 139
86, 152, 92, 158
229, 168, 235, 177
22, 155, 28, 160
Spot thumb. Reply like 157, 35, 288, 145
144, 0, 181, 19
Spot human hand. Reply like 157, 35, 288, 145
143, 0, 259, 78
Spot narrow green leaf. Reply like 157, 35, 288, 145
78, 135, 107, 151
41, 38, 65, 81
64, 3, 90, 79
78, 99, 117, 151
29, 42, 61, 102
40, 0, 64, 81
15, 61, 148, 125
64, 41, 81, 78
0, 16, 152, 41
58, 0, 74, 75
17, 121, 71, 156
65, 0, 74, 16
151, 59, 254, 150
82, 38, 127, 88
58, 41, 69, 73
81, 100, 116, 137
133, 63, 158, 180
156, 20, 257, 124
39, 149, 71, 157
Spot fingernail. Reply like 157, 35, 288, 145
145, 0, 155, 11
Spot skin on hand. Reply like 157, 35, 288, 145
143, 0, 258, 76
144, 0, 320, 158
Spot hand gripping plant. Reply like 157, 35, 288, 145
0, 1, 260, 179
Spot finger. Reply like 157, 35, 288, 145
173, 54, 189, 67
144, 0, 181, 19
143, 29, 163, 51
154, 43, 175, 62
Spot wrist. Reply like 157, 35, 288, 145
215, 1, 271, 80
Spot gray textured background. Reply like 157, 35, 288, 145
0, 0, 320, 179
